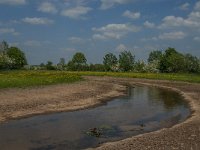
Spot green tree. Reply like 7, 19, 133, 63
6, 47, 27, 69
68, 52, 87, 71
119, 51, 135, 72
72, 52, 87, 65
159, 47, 185, 73
148, 50, 162, 63
89, 63, 105, 72
46, 61, 55, 70
103, 53, 118, 71
0, 53, 14, 69
184, 54, 200, 73
134, 60, 146, 72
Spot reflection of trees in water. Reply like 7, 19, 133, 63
147, 87, 185, 110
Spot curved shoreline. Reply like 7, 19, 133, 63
0, 76, 200, 149
86, 76, 200, 150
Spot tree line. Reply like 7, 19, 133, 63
1, 41, 200, 73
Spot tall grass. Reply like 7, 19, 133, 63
0, 71, 199, 88
0, 71, 82, 88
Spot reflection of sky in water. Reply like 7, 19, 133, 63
0, 86, 190, 150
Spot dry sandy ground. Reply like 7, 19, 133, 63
0, 76, 200, 150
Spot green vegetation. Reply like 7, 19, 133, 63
0, 40, 200, 88
0, 71, 199, 89
0, 71, 82, 88
0, 41, 27, 70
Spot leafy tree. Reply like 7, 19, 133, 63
0, 53, 14, 69
103, 53, 118, 71
148, 50, 162, 63
184, 54, 200, 73
134, 60, 146, 72
159, 47, 185, 73
119, 51, 135, 72
67, 52, 87, 71
66, 60, 75, 71
46, 61, 55, 70
72, 52, 87, 65
39, 63, 45, 70
6, 47, 27, 69
89, 63, 105, 72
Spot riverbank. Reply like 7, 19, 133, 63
87, 76, 200, 150
0, 79, 126, 123
0, 76, 200, 149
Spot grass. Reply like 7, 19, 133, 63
0, 70, 82, 88
0, 70, 199, 89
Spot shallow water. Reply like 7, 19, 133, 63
0, 86, 190, 150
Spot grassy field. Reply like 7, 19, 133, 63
0, 71, 82, 88
0, 71, 199, 88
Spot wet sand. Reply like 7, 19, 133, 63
0, 76, 200, 149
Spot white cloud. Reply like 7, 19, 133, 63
92, 34, 107, 40
194, 1, 200, 11
123, 10, 140, 19
92, 23, 140, 40
100, 0, 132, 9
0, 0, 26, 5
158, 31, 186, 40
68, 37, 87, 44
61, 6, 92, 19
159, 1, 200, 29
179, 3, 190, 11
38, 2, 57, 14
115, 44, 127, 52
194, 36, 200, 41
144, 21, 155, 28
22, 17, 54, 25
0, 28, 19, 35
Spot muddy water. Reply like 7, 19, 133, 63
0, 86, 190, 150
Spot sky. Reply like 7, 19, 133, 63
0, 0, 200, 65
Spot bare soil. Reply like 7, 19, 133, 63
0, 76, 200, 150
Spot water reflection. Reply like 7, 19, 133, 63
0, 86, 190, 150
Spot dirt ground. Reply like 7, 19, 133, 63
0, 76, 200, 150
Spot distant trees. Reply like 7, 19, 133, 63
119, 51, 135, 72
57, 58, 65, 70
1, 40, 198, 74
184, 54, 200, 73
0, 41, 27, 70
103, 53, 118, 71
67, 52, 87, 71
148, 50, 162, 63
46, 61, 55, 70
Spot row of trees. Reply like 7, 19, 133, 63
0, 41, 27, 69
37, 47, 200, 73
1, 41, 200, 73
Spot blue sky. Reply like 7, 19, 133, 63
0, 0, 200, 65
